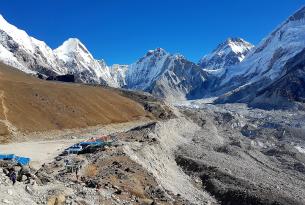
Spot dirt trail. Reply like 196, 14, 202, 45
0, 90, 18, 137
0, 91, 8, 120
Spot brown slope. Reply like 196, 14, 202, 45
0, 63, 150, 141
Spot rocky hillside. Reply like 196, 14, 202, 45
0, 62, 151, 142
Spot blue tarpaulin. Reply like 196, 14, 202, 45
15, 156, 30, 166
0, 154, 16, 160
0, 154, 30, 166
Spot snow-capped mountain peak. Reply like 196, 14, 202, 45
173, 54, 185, 60
126, 48, 170, 90
146, 47, 167, 54
143, 47, 168, 60
199, 37, 254, 70
224, 37, 253, 56
54, 38, 94, 63
53, 38, 121, 86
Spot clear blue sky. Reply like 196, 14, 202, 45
1, 0, 305, 64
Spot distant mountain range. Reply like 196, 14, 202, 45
1, 6, 305, 108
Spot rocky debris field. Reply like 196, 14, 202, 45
176, 103, 305, 205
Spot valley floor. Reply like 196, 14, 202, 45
0, 103, 305, 205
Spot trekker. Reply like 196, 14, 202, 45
10, 171, 16, 185
75, 167, 79, 181
96, 183, 101, 191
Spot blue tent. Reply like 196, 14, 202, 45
0, 154, 30, 166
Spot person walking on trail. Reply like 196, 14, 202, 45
10, 171, 17, 185
75, 166, 79, 181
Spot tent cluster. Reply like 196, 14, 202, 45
0, 154, 30, 166
64, 135, 114, 155
0, 136, 113, 166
